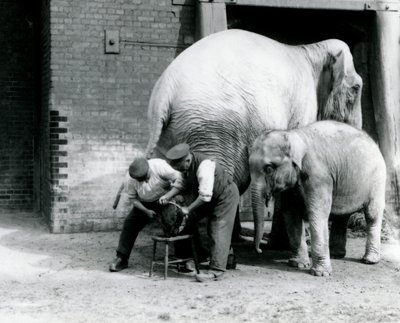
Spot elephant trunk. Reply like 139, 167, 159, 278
251, 179, 269, 254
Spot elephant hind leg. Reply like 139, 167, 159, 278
362, 199, 384, 264
329, 214, 351, 259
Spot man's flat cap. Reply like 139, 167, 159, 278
166, 143, 190, 160
129, 157, 149, 179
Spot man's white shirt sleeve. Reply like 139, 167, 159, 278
197, 159, 215, 202
153, 159, 184, 190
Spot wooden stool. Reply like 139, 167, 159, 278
149, 234, 200, 279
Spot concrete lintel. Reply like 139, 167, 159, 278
202, 0, 399, 12
196, 1, 228, 39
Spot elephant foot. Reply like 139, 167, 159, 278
288, 257, 310, 269
362, 252, 380, 264
310, 265, 332, 277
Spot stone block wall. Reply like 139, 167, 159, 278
47, 0, 195, 232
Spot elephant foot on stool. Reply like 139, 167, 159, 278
362, 252, 380, 264
310, 264, 332, 277
288, 256, 310, 269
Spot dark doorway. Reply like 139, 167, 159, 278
0, 1, 41, 212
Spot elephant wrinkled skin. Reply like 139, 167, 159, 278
249, 121, 386, 276
145, 29, 363, 241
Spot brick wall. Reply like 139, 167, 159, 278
0, 0, 36, 210
48, 0, 195, 232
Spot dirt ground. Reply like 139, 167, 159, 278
1, 212, 400, 323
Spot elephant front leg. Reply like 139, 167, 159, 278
282, 190, 310, 269
309, 216, 332, 276
362, 200, 384, 264
307, 189, 333, 277
329, 214, 350, 259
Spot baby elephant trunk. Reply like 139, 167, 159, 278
251, 179, 270, 254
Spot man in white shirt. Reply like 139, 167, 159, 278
109, 157, 184, 272
166, 143, 240, 282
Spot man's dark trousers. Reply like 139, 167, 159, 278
117, 201, 161, 258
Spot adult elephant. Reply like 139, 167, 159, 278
145, 29, 363, 238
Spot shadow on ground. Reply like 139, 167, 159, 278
0, 212, 293, 277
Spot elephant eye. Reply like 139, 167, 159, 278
264, 165, 274, 175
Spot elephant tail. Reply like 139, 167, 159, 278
145, 73, 173, 158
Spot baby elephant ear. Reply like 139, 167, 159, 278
288, 134, 306, 170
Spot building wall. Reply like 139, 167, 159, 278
45, 1, 388, 232
48, 0, 195, 232
0, 0, 36, 210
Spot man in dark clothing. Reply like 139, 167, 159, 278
166, 143, 240, 282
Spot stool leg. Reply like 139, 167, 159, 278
149, 240, 157, 277
191, 237, 200, 274
164, 242, 169, 280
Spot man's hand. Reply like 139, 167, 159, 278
146, 210, 157, 219
158, 195, 169, 205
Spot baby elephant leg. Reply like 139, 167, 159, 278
307, 187, 333, 277
362, 200, 384, 264
309, 216, 332, 276
282, 194, 310, 269
329, 215, 351, 259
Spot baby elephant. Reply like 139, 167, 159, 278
249, 121, 386, 276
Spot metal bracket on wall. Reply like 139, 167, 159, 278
121, 39, 191, 49
197, 0, 236, 2
364, 1, 399, 11
172, 0, 195, 5
200, 0, 399, 12
104, 30, 120, 54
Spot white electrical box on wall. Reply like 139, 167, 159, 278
104, 30, 119, 54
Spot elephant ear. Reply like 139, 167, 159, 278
317, 50, 347, 120
331, 50, 346, 88
288, 133, 306, 170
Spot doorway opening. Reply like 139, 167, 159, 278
0, 1, 42, 213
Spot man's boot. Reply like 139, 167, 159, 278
109, 254, 129, 272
